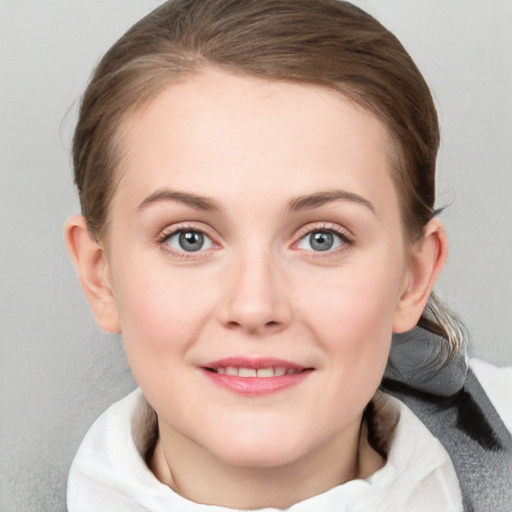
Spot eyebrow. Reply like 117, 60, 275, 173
136, 188, 375, 215
137, 189, 222, 213
287, 190, 376, 214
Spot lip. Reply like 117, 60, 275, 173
200, 357, 314, 396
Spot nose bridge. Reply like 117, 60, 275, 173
220, 242, 291, 333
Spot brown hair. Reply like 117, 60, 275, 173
73, 0, 463, 356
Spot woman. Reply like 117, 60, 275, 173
65, 0, 512, 510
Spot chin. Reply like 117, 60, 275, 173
219, 443, 304, 469
206, 426, 307, 469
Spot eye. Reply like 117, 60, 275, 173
297, 230, 346, 252
164, 229, 213, 252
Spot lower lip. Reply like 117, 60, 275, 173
201, 369, 312, 395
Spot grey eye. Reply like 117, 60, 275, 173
298, 230, 343, 252
167, 230, 213, 252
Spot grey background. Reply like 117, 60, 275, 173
1, 0, 511, 510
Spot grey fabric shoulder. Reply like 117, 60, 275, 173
382, 327, 512, 512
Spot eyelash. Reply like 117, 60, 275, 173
294, 223, 354, 257
157, 223, 217, 259
156, 222, 353, 259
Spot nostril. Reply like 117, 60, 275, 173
226, 320, 242, 329
223, 319, 282, 334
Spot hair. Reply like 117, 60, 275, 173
73, 0, 464, 360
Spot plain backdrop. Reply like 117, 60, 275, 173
1, 1, 511, 510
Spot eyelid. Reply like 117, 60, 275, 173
157, 221, 216, 243
155, 221, 353, 258
292, 222, 354, 254
157, 222, 221, 258
294, 222, 353, 242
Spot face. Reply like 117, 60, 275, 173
104, 69, 413, 468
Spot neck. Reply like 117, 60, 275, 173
149, 417, 384, 509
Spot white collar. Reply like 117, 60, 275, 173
68, 389, 462, 512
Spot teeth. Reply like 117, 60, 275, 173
239, 368, 257, 377
214, 366, 301, 377
256, 368, 274, 378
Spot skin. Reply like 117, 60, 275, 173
66, 68, 447, 509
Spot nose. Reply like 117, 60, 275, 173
217, 248, 292, 335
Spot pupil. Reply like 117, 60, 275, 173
179, 231, 204, 252
310, 231, 333, 251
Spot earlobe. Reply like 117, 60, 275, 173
64, 215, 121, 333
393, 219, 448, 333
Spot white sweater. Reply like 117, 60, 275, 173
67, 360, 511, 512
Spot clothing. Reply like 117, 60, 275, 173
67, 329, 512, 512
67, 390, 463, 512
383, 329, 512, 512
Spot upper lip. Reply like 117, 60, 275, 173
202, 357, 309, 371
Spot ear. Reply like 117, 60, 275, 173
393, 219, 448, 333
64, 215, 121, 333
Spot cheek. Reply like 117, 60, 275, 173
111, 260, 215, 355
113, 273, 215, 398
305, 261, 403, 331
304, 269, 399, 416
299, 255, 404, 368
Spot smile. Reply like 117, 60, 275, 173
201, 358, 314, 395
212, 366, 302, 377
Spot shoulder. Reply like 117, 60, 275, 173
67, 389, 169, 511
362, 393, 463, 511
469, 358, 512, 433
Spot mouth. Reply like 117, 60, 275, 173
200, 358, 314, 395
204, 366, 306, 377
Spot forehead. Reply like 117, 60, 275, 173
113, 69, 398, 217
